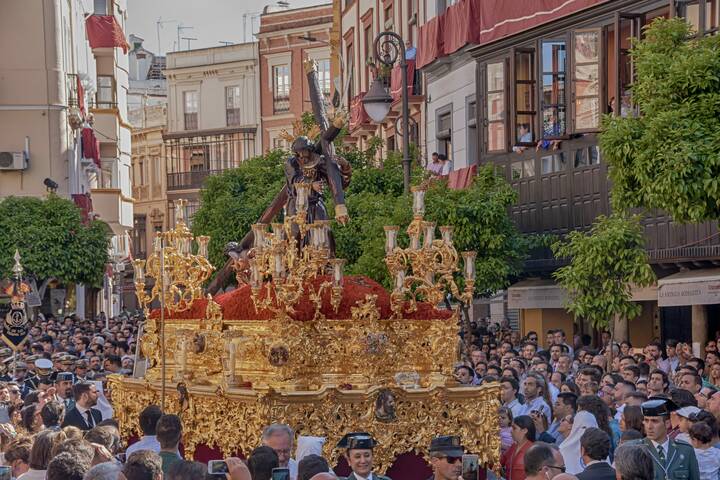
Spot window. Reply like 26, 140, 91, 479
96, 75, 115, 107
573, 145, 601, 168
133, 216, 147, 259
273, 65, 290, 114
540, 40, 567, 139
614, 13, 642, 117
272, 137, 289, 150
408, 0, 419, 44
384, 4, 394, 29
317, 59, 332, 97
364, 25, 374, 88
226, 86, 242, 126
541, 153, 566, 174
511, 160, 535, 180
514, 49, 536, 145
436, 0, 458, 14
467, 96, 478, 165
93, 0, 109, 14
677, 0, 719, 35
436, 107, 452, 161
183, 91, 198, 130
573, 29, 602, 131
486, 61, 506, 152
182, 145, 209, 172
346, 43, 354, 111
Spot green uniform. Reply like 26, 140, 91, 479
635, 438, 700, 480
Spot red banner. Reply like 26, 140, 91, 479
81, 127, 101, 168
390, 60, 416, 101
86, 15, 130, 53
349, 92, 369, 131
416, 15, 444, 69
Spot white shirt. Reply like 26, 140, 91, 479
75, 405, 96, 428
126, 435, 161, 456
17, 470, 46, 480
288, 458, 298, 480
505, 398, 525, 419
521, 396, 552, 424
651, 438, 670, 461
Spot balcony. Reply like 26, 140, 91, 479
91, 188, 134, 234
167, 169, 224, 191
273, 95, 290, 114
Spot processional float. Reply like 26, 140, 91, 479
110, 59, 500, 472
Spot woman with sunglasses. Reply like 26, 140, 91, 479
501, 415, 536, 480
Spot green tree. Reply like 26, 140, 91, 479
191, 149, 287, 270
0, 195, 110, 288
600, 18, 720, 222
551, 214, 656, 329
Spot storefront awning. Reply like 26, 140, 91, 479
509, 280, 658, 309
658, 269, 720, 307
508, 279, 567, 309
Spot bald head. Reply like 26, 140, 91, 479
554, 475, 579, 480
310, 474, 337, 480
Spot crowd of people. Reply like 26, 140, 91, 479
453, 319, 720, 480
2, 309, 720, 480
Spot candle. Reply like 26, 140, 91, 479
423, 222, 436, 248
272, 223, 285, 241
331, 259, 345, 287
440, 226, 453, 246
411, 186, 426, 216
317, 220, 330, 248
174, 199, 187, 225
196, 236, 210, 258
294, 182, 310, 213
153, 235, 162, 253
274, 252, 284, 277
229, 341, 237, 385
384, 226, 399, 255
132, 259, 146, 283
249, 259, 260, 288
410, 232, 421, 250
394, 270, 406, 292
462, 251, 477, 280
252, 224, 267, 249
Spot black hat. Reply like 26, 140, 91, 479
347, 435, 377, 451
336, 432, 371, 449
55, 372, 74, 382
641, 398, 678, 417
429, 435, 465, 457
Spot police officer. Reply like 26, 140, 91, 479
337, 433, 391, 480
427, 435, 464, 480
637, 398, 700, 480
0, 348, 13, 381
53, 372, 75, 410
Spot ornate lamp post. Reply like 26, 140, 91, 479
362, 31, 411, 194
132, 199, 214, 409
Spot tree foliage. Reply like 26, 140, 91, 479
600, 18, 720, 222
551, 214, 656, 328
191, 150, 287, 270
0, 195, 110, 287
193, 146, 529, 296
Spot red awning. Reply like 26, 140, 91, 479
349, 92, 369, 131
443, 0, 481, 55
85, 15, 130, 53
416, 15, 444, 69
77, 76, 85, 117
81, 127, 101, 168
448, 164, 477, 190
478, 0, 609, 44
390, 60, 416, 101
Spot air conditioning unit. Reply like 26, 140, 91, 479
0, 152, 27, 170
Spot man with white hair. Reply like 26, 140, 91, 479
83, 462, 122, 480
262, 424, 298, 480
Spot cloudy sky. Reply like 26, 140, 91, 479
126, 0, 328, 54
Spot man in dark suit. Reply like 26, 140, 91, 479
633, 398, 700, 480
61, 381, 102, 430
577, 428, 615, 480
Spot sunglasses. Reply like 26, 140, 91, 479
547, 465, 566, 473
441, 456, 463, 464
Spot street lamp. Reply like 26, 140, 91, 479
362, 31, 411, 194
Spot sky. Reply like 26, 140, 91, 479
126, 0, 328, 55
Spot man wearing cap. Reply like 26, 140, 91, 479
337, 433, 391, 480
74, 360, 89, 382
53, 372, 75, 410
636, 398, 700, 480
427, 436, 464, 480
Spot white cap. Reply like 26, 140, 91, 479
35, 359, 53, 371
675, 406, 701, 418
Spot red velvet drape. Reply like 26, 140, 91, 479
390, 60, 416, 101
81, 128, 101, 168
